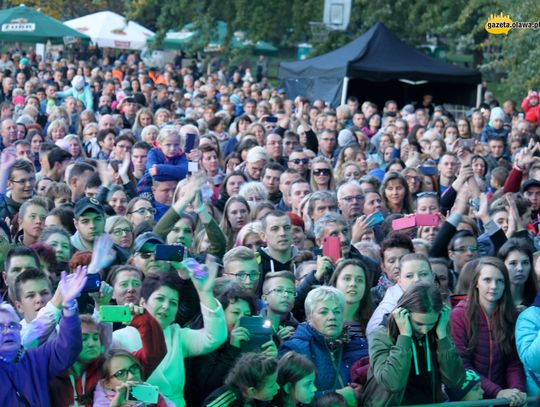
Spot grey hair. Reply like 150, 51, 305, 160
305, 286, 345, 318
313, 212, 348, 239
307, 190, 337, 217
239, 182, 268, 201
337, 179, 362, 200
105, 215, 132, 234
0, 302, 20, 321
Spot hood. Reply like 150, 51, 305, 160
259, 245, 299, 272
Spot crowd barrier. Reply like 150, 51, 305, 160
396, 396, 539, 407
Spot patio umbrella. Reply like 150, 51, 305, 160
64, 11, 154, 50
0, 4, 89, 44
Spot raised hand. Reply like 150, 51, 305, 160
392, 307, 412, 337
61, 266, 88, 306
88, 234, 116, 273
261, 340, 278, 358
90, 281, 113, 309
230, 326, 250, 348
436, 305, 451, 339
472, 193, 490, 225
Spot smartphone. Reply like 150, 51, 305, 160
460, 138, 474, 149
239, 316, 273, 352
82, 273, 101, 294
184, 133, 197, 153
128, 383, 159, 404
419, 166, 437, 176
322, 236, 341, 263
367, 211, 384, 227
99, 305, 132, 323
264, 116, 278, 123
155, 244, 185, 262
392, 215, 417, 231
415, 214, 440, 227
188, 161, 199, 172
182, 258, 208, 280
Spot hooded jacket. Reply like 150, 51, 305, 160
279, 322, 368, 395
451, 300, 525, 398
0, 313, 82, 406
137, 147, 188, 194
361, 326, 465, 407
514, 293, 540, 395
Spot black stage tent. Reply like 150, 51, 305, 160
279, 22, 482, 107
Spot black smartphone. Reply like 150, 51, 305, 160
81, 273, 101, 293
184, 133, 197, 153
155, 244, 185, 262
264, 116, 278, 123
419, 166, 437, 176
239, 316, 273, 352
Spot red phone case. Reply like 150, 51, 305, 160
323, 236, 341, 263
415, 214, 440, 227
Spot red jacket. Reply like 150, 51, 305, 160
49, 310, 166, 407
450, 301, 525, 398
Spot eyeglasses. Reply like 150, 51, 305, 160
128, 207, 157, 216
109, 363, 141, 380
313, 168, 331, 176
112, 228, 132, 236
0, 321, 21, 333
340, 195, 363, 203
137, 251, 154, 259
417, 192, 438, 198
290, 158, 309, 165
265, 288, 296, 298
452, 246, 479, 253
10, 177, 36, 185
224, 272, 260, 281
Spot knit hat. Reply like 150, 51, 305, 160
338, 129, 356, 147
489, 107, 505, 126
72, 75, 85, 91
446, 369, 481, 401
530, 91, 539, 100
19, 57, 29, 67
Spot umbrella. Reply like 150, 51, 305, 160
64, 11, 154, 50
0, 5, 89, 44
147, 20, 278, 54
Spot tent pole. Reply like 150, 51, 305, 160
341, 76, 349, 105
476, 84, 482, 107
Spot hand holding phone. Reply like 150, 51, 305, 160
238, 316, 273, 352
128, 383, 159, 404
155, 244, 185, 262
322, 236, 341, 263
99, 305, 132, 323
366, 211, 384, 228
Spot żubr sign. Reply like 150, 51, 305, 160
2, 18, 35, 32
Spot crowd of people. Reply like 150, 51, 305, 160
0, 47, 539, 407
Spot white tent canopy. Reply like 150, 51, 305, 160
64, 11, 154, 50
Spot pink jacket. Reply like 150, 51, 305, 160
451, 301, 525, 398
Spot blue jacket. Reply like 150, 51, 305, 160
137, 147, 188, 193
280, 322, 368, 394
516, 294, 540, 396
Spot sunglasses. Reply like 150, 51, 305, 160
313, 168, 331, 176
290, 158, 309, 165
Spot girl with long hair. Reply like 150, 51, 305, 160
362, 281, 465, 407
498, 238, 537, 310
273, 351, 317, 407
381, 172, 413, 214
450, 257, 526, 405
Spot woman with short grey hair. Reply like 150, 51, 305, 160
280, 286, 367, 404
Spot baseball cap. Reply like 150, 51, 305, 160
133, 232, 164, 253
74, 197, 104, 218
522, 179, 540, 193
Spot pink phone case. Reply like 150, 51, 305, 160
323, 236, 341, 263
415, 214, 440, 227
392, 215, 416, 230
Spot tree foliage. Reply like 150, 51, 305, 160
8, 0, 126, 20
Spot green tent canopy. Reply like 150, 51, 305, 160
147, 21, 278, 54
0, 5, 90, 44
